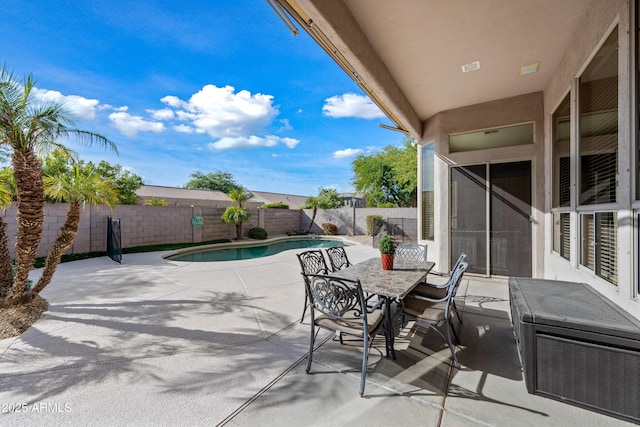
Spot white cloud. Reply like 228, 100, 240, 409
99, 104, 128, 112
31, 88, 100, 121
209, 135, 300, 150
161, 84, 278, 139
333, 148, 363, 159
208, 135, 299, 151
173, 124, 194, 133
109, 112, 165, 137
148, 108, 174, 120
281, 137, 300, 149
322, 93, 384, 119
278, 118, 292, 132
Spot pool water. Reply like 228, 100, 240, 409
167, 238, 347, 262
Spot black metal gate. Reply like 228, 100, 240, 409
107, 217, 122, 264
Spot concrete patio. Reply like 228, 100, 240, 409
0, 241, 633, 426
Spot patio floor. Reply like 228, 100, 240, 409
0, 240, 633, 426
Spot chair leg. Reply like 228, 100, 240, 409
300, 289, 308, 323
306, 323, 316, 374
444, 321, 460, 369
359, 333, 369, 396
449, 316, 461, 344
452, 300, 462, 323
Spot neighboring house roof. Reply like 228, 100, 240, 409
136, 185, 310, 209
136, 185, 229, 202
248, 191, 310, 210
338, 192, 366, 199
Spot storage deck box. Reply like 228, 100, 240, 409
509, 277, 640, 423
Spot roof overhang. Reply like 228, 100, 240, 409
273, 0, 590, 139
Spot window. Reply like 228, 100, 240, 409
449, 122, 533, 153
576, 26, 618, 286
578, 28, 618, 206
553, 94, 571, 208
421, 144, 434, 240
553, 213, 570, 260
580, 212, 617, 285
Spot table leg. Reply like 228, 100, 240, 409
383, 296, 396, 359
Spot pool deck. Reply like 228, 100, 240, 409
0, 240, 633, 426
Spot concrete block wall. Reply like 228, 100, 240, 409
258, 208, 301, 235
1, 204, 416, 259
113, 205, 194, 248
301, 207, 417, 236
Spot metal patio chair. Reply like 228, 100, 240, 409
296, 250, 330, 323
410, 252, 467, 328
303, 273, 386, 396
400, 261, 468, 368
325, 246, 352, 272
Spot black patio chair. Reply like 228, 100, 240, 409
296, 250, 330, 323
303, 273, 386, 396
400, 261, 468, 368
325, 246, 352, 272
410, 252, 467, 327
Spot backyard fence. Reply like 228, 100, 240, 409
0, 204, 417, 258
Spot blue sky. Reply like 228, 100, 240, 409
0, 0, 403, 196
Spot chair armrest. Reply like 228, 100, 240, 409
366, 298, 385, 313
404, 293, 447, 304
421, 281, 449, 289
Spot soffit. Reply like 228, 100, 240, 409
339, 0, 589, 121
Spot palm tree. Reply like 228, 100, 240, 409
221, 187, 253, 239
302, 196, 318, 233
31, 163, 118, 294
0, 168, 16, 297
0, 67, 116, 304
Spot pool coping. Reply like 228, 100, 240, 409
162, 234, 361, 259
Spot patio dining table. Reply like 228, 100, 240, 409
332, 257, 435, 359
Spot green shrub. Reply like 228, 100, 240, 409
261, 202, 289, 209
366, 215, 383, 236
322, 223, 338, 235
377, 202, 395, 208
248, 227, 268, 240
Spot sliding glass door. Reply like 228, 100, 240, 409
451, 161, 532, 277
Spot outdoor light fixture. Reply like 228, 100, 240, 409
520, 62, 540, 75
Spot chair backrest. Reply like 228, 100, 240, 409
303, 274, 366, 322
395, 243, 427, 263
447, 261, 468, 301
326, 246, 352, 272
451, 252, 467, 274
297, 250, 329, 275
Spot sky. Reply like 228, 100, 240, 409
0, 0, 404, 196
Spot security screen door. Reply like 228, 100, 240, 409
450, 161, 532, 277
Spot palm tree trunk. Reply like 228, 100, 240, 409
6, 150, 44, 303
307, 206, 317, 233
0, 217, 13, 297
235, 222, 242, 240
32, 202, 81, 295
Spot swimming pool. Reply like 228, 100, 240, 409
165, 237, 348, 262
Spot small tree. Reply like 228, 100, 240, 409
33, 162, 118, 294
302, 187, 343, 232
221, 187, 253, 239
185, 170, 239, 193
